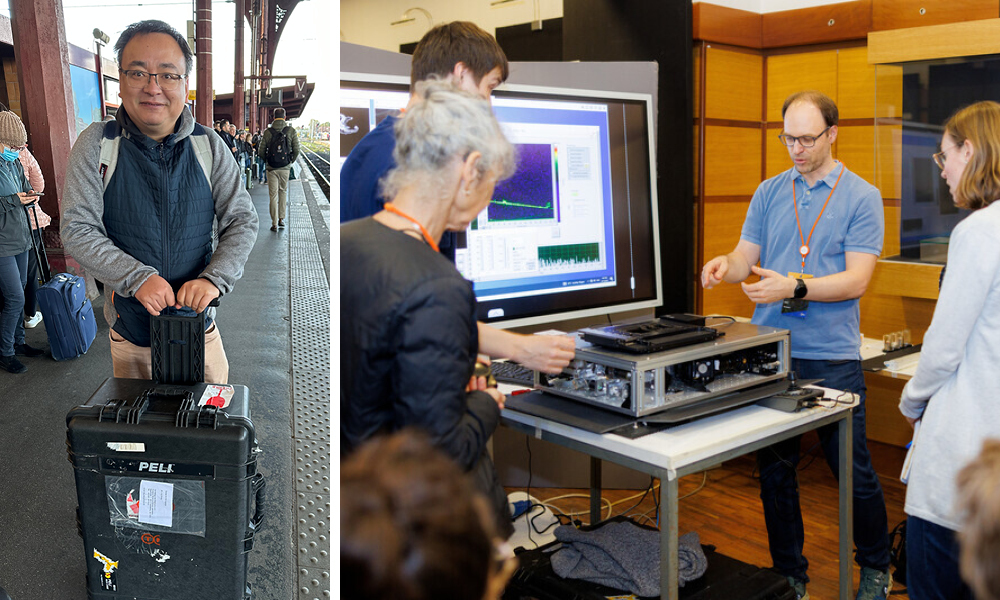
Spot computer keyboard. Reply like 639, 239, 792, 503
491, 361, 535, 386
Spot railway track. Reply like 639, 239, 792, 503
301, 143, 330, 198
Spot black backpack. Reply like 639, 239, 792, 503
265, 125, 293, 168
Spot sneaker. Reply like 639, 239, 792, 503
13, 343, 43, 357
23, 312, 42, 328
786, 576, 809, 600
857, 567, 892, 600
278, 219, 285, 228
0, 355, 26, 374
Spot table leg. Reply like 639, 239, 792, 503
839, 410, 854, 599
590, 456, 602, 524
662, 477, 679, 600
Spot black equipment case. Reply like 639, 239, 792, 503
66, 307, 265, 599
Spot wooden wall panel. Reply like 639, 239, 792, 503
864, 374, 912, 447
704, 126, 762, 196
837, 46, 877, 119
867, 18, 1000, 64
693, 46, 701, 120
766, 51, 838, 122
871, 0, 998, 32
867, 260, 943, 300
876, 122, 901, 200
765, 129, 790, 180
701, 200, 755, 318
705, 47, 763, 122
835, 125, 877, 187
882, 204, 900, 257
860, 292, 937, 341
693, 2, 762, 47
875, 64, 903, 119
762, 0, 872, 48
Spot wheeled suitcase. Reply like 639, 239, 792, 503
66, 308, 265, 599
27, 205, 97, 360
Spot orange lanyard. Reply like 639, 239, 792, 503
383, 202, 440, 253
792, 163, 845, 271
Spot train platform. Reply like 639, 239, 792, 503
0, 160, 331, 600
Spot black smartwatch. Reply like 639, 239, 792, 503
793, 278, 808, 299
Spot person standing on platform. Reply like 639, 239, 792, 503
15, 134, 49, 330
340, 20, 576, 376
0, 110, 43, 374
898, 101, 1000, 600
61, 19, 258, 384
257, 107, 300, 232
701, 90, 891, 600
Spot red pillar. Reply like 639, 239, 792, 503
196, 0, 213, 126
233, 0, 245, 129
9, 0, 79, 272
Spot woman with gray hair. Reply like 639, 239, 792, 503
340, 79, 516, 536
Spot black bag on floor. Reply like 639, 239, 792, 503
66, 306, 265, 599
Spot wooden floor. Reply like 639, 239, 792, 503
506, 433, 910, 600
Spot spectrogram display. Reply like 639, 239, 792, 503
489, 143, 556, 222
538, 243, 601, 268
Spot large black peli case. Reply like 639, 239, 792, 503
66, 307, 264, 599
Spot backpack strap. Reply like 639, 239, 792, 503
189, 123, 214, 191
98, 120, 123, 191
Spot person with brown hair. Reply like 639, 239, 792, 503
899, 100, 1000, 600
702, 90, 891, 600
341, 430, 516, 600
956, 439, 1000, 600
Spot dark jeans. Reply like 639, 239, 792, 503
758, 358, 890, 582
906, 516, 973, 600
0, 251, 28, 356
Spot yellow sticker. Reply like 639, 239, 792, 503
787, 272, 814, 279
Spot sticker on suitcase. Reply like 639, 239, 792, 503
93, 548, 119, 591
199, 384, 235, 408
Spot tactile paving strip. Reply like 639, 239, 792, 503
294, 400, 330, 441
297, 567, 331, 600
296, 491, 331, 568
288, 184, 331, 599
295, 439, 331, 493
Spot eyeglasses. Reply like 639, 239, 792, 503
933, 144, 958, 170
778, 126, 832, 148
119, 69, 186, 91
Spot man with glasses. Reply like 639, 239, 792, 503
702, 90, 891, 600
61, 19, 259, 384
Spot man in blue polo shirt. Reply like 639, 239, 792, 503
701, 91, 891, 600
341, 21, 576, 375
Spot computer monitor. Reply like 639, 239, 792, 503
340, 73, 662, 329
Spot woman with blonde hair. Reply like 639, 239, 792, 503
899, 100, 1000, 600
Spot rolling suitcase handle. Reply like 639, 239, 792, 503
25, 202, 52, 284
151, 297, 221, 385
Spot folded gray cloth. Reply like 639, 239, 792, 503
550, 522, 708, 597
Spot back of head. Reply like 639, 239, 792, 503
410, 21, 509, 90
943, 100, 1000, 210
0, 111, 27, 148
383, 78, 515, 201
340, 430, 497, 600
273, 107, 286, 120
781, 90, 839, 127
957, 438, 1000, 600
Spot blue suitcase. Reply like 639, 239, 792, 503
36, 272, 97, 360
26, 205, 97, 361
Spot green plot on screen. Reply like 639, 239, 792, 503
538, 243, 601, 267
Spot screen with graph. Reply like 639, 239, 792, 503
341, 73, 661, 328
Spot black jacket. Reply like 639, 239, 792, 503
340, 218, 511, 535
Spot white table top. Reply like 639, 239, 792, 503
502, 387, 857, 480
